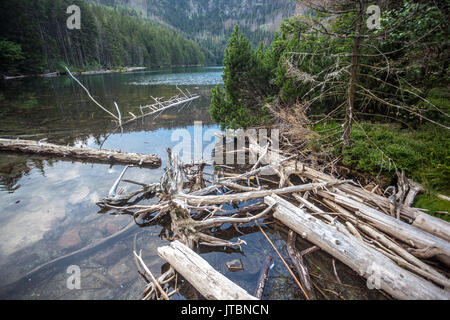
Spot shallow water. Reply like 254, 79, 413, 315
0, 66, 383, 300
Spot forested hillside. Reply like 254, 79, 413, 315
0, 0, 206, 76
87, 0, 299, 64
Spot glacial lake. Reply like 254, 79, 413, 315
0, 66, 382, 300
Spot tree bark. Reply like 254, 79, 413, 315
254, 255, 273, 299
287, 230, 316, 299
343, 2, 363, 151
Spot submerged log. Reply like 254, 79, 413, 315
157, 240, 258, 300
287, 230, 316, 299
0, 138, 161, 167
265, 194, 450, 300
254, 256, 273, 299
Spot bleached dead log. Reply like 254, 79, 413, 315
157, 240, 258, 300
0, 138, 161, 167
265, 194, 450, 300
411, 213, 450, 242
337, 183, 450, 241
320, 190, 450, 265
357, 224, 450, 288
123, 94, 200, 126
437, 194, 450, 202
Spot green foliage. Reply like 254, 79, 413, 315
0, 0, 206, 75
214, 1, 449, 128
339, 123, 449, 190
210, 26, 273, 129
210, 1, 450, 218
414, 195, 450, 222
0, 40, 24, 75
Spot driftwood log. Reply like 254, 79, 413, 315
265, 194, 450, 300
0, 138, 161, 167
243, 133, 450, 239
157, 240, 258, 300
320, 191, 450, 266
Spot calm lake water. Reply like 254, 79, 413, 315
0, 66, 381, 300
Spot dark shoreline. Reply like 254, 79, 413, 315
2, 64, 215, 81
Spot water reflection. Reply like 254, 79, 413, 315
0, 67, 224, 299
128, 66, 223, 86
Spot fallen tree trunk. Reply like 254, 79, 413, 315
411, 213, 450, 243
303, 168, 450, 240
320, 190, 450, 266
157, 240, 258, 300
0, 138, 161, 167
122, 95, 200, 126
265, 194, 450, 300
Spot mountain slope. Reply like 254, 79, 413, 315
87, 0, 300, 63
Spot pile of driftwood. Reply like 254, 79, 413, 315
97, 133, 450, 300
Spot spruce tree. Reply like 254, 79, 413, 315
210, 25, 271, 129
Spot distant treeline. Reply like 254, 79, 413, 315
88, 0, 297, 65
0, 0, 207, 75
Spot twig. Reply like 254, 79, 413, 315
65, 67, 119, 120
332, 259, 342, 284
134, 251, 170, 300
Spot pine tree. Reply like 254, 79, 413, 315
210, 25, 272, 129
